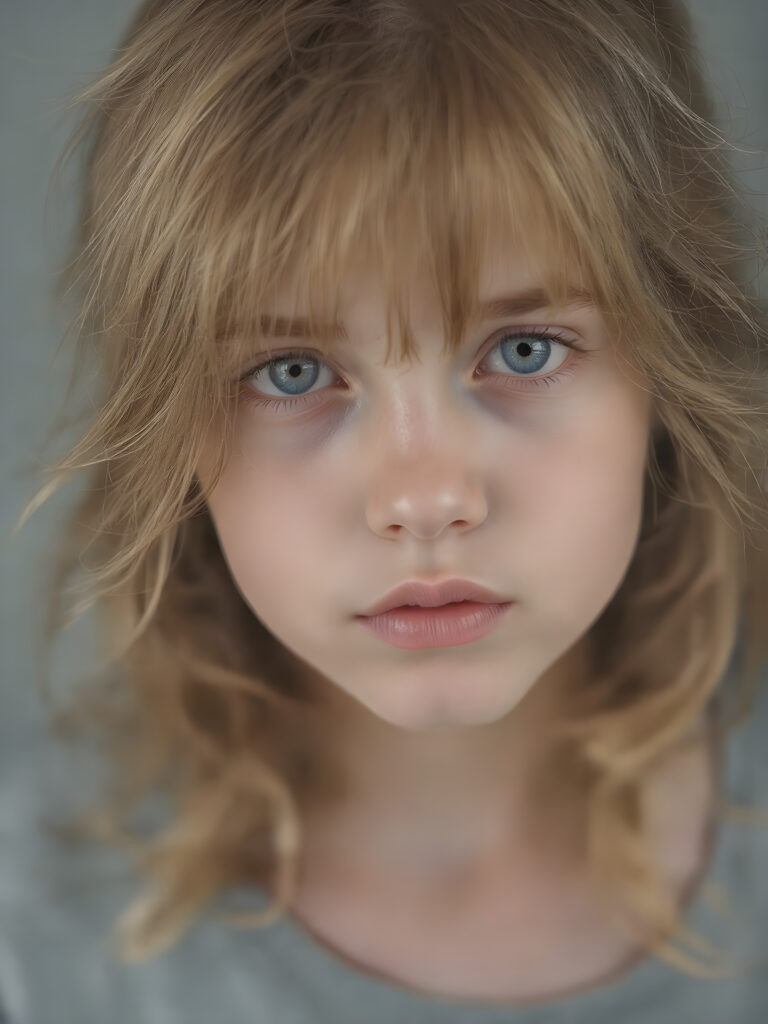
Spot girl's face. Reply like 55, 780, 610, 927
199, 246, 652, 731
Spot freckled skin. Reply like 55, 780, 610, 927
199, 248, 652, 735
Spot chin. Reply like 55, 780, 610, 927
363, 674, 533, 733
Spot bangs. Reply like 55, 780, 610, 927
187, 6, 638, 388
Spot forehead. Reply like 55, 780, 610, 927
260, 246, 595, 344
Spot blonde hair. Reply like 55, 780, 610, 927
16, 0, 768, 982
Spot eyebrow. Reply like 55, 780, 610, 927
257, 285, 595, 341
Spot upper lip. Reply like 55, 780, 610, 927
359, 578, 509, 617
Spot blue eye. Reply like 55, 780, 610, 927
246, 352, 330, 397
488, 329, 569, 377
239, 327, 586, 412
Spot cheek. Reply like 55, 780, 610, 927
511, 397, 649, 623
203, 448, 333, 623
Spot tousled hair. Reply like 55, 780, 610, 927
16, 0, 768, 982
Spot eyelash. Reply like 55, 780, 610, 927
238, 327, 586, 413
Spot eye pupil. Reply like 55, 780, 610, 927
288, 363, 302, 378
517, 341, 533, 357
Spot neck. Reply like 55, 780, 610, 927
288, 639, 593, 883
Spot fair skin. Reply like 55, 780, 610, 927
198, 245, 716, 1002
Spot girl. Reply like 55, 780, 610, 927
9, 0, 768, 1020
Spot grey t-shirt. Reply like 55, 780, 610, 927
1, 662, 766, 1024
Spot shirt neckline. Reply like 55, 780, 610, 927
252, 703, 738, 1019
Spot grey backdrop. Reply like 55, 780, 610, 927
1, 1, 767, 753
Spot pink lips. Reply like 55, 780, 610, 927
360, 578, 508, 617
358, 601, 514, 649
356, 578, 514, 650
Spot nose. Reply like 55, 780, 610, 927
361, 355, 491, 541
365, 452, 489, 541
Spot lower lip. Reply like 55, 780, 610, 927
356, 601, 514, 650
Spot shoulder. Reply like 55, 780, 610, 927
0, 732, 324, 1024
